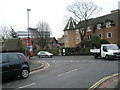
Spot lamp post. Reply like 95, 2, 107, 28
27, 9, 31, 59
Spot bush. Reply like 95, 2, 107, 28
61, 47, 91, 56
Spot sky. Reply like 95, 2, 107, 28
0, 0, 119, 39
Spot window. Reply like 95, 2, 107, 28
76, 37, 79, 41
8, 54, 19, 62
87, 27, 91, 32
106, 21, 111, 28
64, 31, 68, 35
97, 24, 101, 29
2, 54, 9, 63
65, 38, 68, 43
98, 33, 102, 39
107, 32, 112, 38
76, 29, 79, 33
88, 35, 91, 39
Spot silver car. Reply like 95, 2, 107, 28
37, 51, 53, 58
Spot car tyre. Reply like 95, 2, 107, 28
20, 68, 29, 79
105, 55, 109, 60
94, 54, 98, 59
50, 55, 52, 58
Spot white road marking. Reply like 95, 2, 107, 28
52, 60, 55, 62
14, 83, 36, 90
57, 68, 81, 77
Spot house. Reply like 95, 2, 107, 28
63, 9, 120, 47
57, 35, 64, 47
92, 9, 120, 44
17, 31, 31, 38
63, 17, 81, 47
47, 37, 58, 49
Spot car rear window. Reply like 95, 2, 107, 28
18, 54, 25, 61
8, 54, 19, 62
2, 54, 9, 63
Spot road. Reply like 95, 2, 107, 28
2, 56, 119, 89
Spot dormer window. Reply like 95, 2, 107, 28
87, 26, 91, 32
106, 21, 111, 28
97, 24, 101, 29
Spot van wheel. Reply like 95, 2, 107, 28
94, 54, 98, 59
105, 55, 109, 60
21, 69, 29, 79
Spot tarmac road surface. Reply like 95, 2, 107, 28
2, 56, 119, 89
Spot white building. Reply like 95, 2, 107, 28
17, 31, 31, 38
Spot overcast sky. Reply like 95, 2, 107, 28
0, 0, 119, 38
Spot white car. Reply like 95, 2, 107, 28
37, 51, 53, 58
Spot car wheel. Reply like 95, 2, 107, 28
45, 55, 48, 58
105, 55, 109, 60
94, 54, 98, 59
20, 68, 29, 79
50, 55, 52, 58
38, 56, 40, 58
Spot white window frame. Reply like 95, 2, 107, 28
88, 35, 91, 39
87, 26, 91, 32
98, 33, 102, 39
76, 37, 79, 41
107, 32, 112, 38
97, 24, 102, 29
76, 29, 79, 33
106, 21, 111, 28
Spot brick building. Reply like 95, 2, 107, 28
63, 17, 81, 47
63, 9, 120, 47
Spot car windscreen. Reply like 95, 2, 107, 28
106, 45, 119, 50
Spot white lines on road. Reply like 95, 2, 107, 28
14, 83, 36, 90
57, 68, 81, 77
41, 60, 102, 63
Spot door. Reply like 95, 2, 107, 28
7, 54, 21, 76
2, 54, 10, 79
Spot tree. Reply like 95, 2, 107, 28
100, 39, 110, 44
10, 26, 18, 38
31, 21, 51, 49
0, 25, 11, 40
91, 33, 101, 48
66, 1, 102, 41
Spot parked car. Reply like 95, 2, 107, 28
0, 52, 30, 79
37, 51, 53, 58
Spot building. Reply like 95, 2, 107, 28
63, 9, 120, 47
63, 17, 81, 47
17, 31, 31, 38
57, 35, 64, 47
47, 37, 58, 49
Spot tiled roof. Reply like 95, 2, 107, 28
64, 17, 76, 31
76, 10, 120, 29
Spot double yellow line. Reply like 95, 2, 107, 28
88, 73, 120, 90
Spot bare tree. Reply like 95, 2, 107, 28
0, 25, 11, 40
66, 1, 102, 41
31, 21, 51, 49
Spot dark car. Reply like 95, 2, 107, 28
0, 52, 30, 79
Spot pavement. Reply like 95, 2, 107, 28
28, 58, 119, 89
29, 59, 45, 72
96, 74, 120, 89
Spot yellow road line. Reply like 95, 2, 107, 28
88, 73, 120, 90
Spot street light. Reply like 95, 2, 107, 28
27, 9, 31, 59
